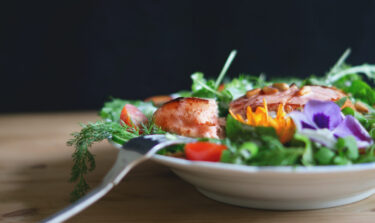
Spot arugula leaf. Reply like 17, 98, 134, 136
190, 51, 240, 116
190, 72, 233, 116
223, 74, 264, 99
170, 90, 192, 98
303, 49, 375, 90
191, 72, 217, 98
370, 127, 375, 140
325, 49, 375, 84
336, 136, 359, 161
100, 98, 157, 121
220, 140, 259, 164
333, 156, 351, 165
329, 64, 375, 84
355, 146, 375, 163
100, 98, 127, 122
239, 142, 259, 159
331, 73, 360, 90
220, 135, 304, 166
136, 102, 158, 119
191, 49, 237, 96
223, 116, 309, 166
220, 149, 233, 163
334, 78, 375, 105
314, 147, 335, 165
216, 89, 233, 116
191, 72, 208, 92
225, 114, 277, 143
347, 80, 375, 105
248, 147, 304, 166
330, 136, 358, 165
294, 134, 314, 166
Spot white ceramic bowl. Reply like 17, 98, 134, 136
150, 154, 375, 210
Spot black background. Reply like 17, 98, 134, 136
1, 0, 375, 113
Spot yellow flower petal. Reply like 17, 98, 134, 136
230, 100, 295, 143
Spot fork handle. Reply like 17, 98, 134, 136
41, 182, 114, 223
41, 150, 137, 223
41, 135, 194, 223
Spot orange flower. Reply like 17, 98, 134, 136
229, 99, 295, 143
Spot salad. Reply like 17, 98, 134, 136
68, 49, 375, 201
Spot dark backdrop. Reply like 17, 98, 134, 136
2, 0, 375, 113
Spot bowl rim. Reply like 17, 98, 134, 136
109, 140, 375, 174
151, 154, 375, 174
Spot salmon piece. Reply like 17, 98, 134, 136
144, 95, 173, 106
230, 85, 347, 118
153, 97, 222, 138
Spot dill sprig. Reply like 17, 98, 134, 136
67, 120, 164, 201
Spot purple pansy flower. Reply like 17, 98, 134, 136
289, 100, 373, 148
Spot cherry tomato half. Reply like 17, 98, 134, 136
120, 104, 148, 130
184, 142, 227, 162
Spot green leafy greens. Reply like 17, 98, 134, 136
68, 49, 375, 201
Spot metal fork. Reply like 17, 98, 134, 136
41, 134, 195, 223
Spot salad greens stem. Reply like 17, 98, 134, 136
194, 77, 224, 96
215, 50, 237, 89
325, 48, 375, 84
328, 65, 375, 83
327, 48, 351, 76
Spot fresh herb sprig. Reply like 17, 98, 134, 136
68, 121, 128, 201
68, 98, 162, 201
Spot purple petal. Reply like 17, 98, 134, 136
302, 121, 316, 130
289, 111, 317, 130
333, 115, 373, 148
304, 100, 343, 130
313, 113, 330, 129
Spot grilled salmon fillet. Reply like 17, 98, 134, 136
153, 97, 223, 138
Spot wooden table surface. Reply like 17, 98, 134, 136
2, 112, 375, 223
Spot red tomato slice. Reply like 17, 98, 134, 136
184, 142, 227, 162
120, 104, 148, 130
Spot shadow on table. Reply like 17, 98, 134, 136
1, 143, 375, 223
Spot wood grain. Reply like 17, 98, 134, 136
1, 112, 375, 223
